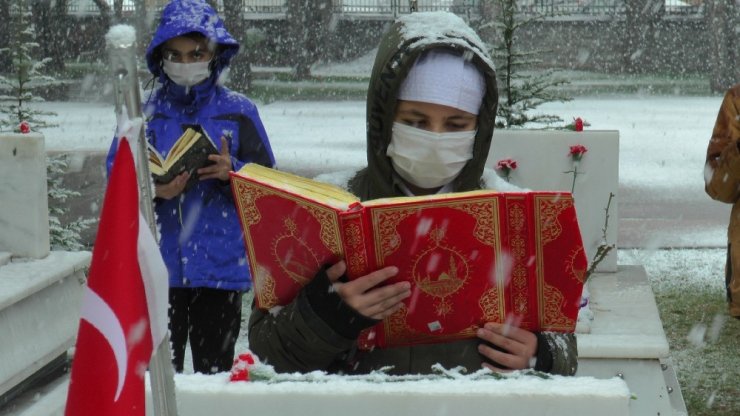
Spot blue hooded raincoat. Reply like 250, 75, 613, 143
108, 0, 275, 292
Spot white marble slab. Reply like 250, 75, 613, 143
577, 265, 670, 359
0, 133, 50, 259
0, 251, 90, 311
488, 130, 619, 272
147, 373, 630, 416
0, 251, 90, 397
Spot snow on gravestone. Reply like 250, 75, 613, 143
0, 132, 50, 259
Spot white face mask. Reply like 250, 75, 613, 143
386, 122, 476, 189
162, 60, 211, 87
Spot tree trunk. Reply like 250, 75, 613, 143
287, 0, 332, 80
223, 0, 252, 93
134, 0, 148, 55
50, 0, 67, 72
706, 0, 738, 93
91, 0, 111, 28
0, 0, 12, 69
623, 0, 664, 73
29, 0, 66, 73
113, 0, 123, 21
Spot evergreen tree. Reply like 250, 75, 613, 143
0, 0, 58, 132
47, 154, 96, 251
0, 0, 92, 251
479, 0, 571, 128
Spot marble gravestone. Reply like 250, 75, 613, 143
488, 130, 619, 272
0, 133, 50, 259
0, 132, 89, 403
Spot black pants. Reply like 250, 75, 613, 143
169, 287, 243, 374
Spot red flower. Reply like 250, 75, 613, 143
229, 352, 257, 382
496, 158, 517, 171
574, 117, 584, 132
19, 121, 30, 134
495, 158, 517, 182
568, 144, 588, 161
565, 117, 589, 131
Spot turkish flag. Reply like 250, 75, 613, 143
65, 137, 168, 415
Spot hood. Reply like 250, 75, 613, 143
356, 11, 498, 199
145, 0, 239, 80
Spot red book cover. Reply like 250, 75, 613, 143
231, 164, 588, 349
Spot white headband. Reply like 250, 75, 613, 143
398, 50, 485, 115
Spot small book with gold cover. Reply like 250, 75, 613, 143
148, 126, 217, 190
231, 163, 588, 349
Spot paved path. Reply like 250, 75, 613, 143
619, 183, 729, 249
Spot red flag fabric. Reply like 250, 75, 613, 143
65, 138, 168, 415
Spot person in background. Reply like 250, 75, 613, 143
704, 83, 740, 319
248, 11, 577, 376
107, 0, 275, 373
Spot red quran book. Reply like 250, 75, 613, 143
231, 164, 588, 349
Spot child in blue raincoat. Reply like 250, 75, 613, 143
107, 0, 275, 373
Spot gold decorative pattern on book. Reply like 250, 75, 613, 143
534, 195, 574, 328
233, 181, 270, 227
412, 228, 469, 317
538, 197, 573, 245
451, 201, 499, 246
272, 218, 319, 287
373, 208, 418, 260
254, 264, 278, 309
479, 286, 503, 322
302, 204, 343, 257
508, 199, 529, 319
568, 246, 588, 283
543, 283, 574, 329
342, 216, 368, 276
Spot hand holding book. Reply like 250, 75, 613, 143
198, 136, 233, 182
154, 171, 191, 200
327, 261, 411, 320
148, 126, 218, 192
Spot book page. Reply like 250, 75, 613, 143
166, 128, 199, 168
237, 164, 360, 210
148, 143, 166, 176
363, 189, 495, 207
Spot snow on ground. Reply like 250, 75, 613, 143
41, 94, 723, 191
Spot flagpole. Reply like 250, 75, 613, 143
106, 25, 179, 416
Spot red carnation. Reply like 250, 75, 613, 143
568, 144, 588, 161
495, 158, 518, 182
19, 121, 30, 134
229, 352, 257, 382
496, 158, 517, 171
574, 117, 584, 132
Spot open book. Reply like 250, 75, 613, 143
148, 126, 218, 189
231, 164, 588, 349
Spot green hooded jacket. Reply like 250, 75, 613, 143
248, 11, 577, 376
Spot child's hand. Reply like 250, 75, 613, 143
476, 322, 538, 371
155, 171, 190, 200
199, 136, 233, 181
326, 261, 411, 320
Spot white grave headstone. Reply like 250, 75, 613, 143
488, 130, 619, 272
0, 133, 50, 259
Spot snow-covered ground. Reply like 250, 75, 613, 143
42, 93, 723, 193
42, 91, 729, 249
